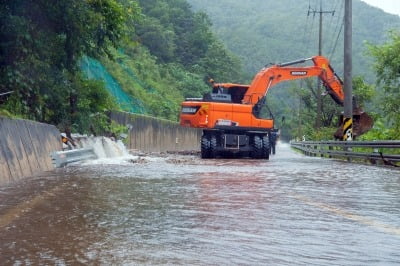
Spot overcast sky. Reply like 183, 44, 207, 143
361, 0, 400, 16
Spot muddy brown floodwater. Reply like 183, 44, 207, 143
1, 143, 400, 265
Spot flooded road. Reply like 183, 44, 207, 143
1, 143, 400, 265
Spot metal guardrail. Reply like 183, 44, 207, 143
51, 148, 98, 168
291, 141, 400, 166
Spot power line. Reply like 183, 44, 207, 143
328, 0, 344, 59
327, 0, 339, 24
329, 19, 344, 59
303, 5, 317, 56
307, 0, 335, 55
300, 2, 318, 90
301, 5, 311, 55
308, 0, 335, 129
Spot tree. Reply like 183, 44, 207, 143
0, 0, 137, 135
131, 0, 245, 104
368, 31, 400, 138
135, 16, 177, 62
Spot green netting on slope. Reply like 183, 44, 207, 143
114, 52, 177, 110
80, 56, 146, 114
115, 48, 155, 93
118, 60, 156, 93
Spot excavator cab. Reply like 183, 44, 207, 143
204, 81, 249, 104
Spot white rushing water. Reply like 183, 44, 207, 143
77, 136, 138, 165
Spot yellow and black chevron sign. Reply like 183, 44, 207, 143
342, 117, 353, 141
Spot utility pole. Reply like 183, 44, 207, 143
308, 1, 334, 129
343, 0, 353, 141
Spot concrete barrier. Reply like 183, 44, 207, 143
110, 112, 201, 152
51, 148, 98, 168
0, 117, 61, 185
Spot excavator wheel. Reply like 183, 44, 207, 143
201, 134, 217, 159
201, 135, 212, 158
262, 136, 270, 160
251, 135, 264, 159
209, 135, 218, 158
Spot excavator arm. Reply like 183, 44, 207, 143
243, 56, 344, 105
242, 55, 372, 138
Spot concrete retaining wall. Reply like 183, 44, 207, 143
0, 117, 61, 185
110, 112, 201, 152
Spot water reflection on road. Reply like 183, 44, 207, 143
1, 143, 400, 265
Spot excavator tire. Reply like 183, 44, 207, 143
262, 136, 270, 160
209, 135, 218, 158
201, 135, 211, 159
252, 135, 264, 159
201, 134, 218, 159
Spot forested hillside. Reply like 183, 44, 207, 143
188, 0, 400, 140
187, 0, 400, 79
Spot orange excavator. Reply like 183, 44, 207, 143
180, 56, 373, 159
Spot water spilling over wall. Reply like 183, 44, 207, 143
78, 137, 130, 159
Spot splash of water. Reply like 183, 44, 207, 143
77, 136, 136, 165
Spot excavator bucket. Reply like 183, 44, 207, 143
334, 107, 374, 139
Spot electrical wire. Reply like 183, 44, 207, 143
329, 19, 344, 59
304, 4, 317, 56
327, 0, 339, 31
300, 1, 317, 89
301, 5, 311, 56
327, 0, 344, 59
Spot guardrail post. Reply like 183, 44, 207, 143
347, 147, 352, 162
320, 143, 324, 158
372, 148, 379, 165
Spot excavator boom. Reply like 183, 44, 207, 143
243, 56, 344, 105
